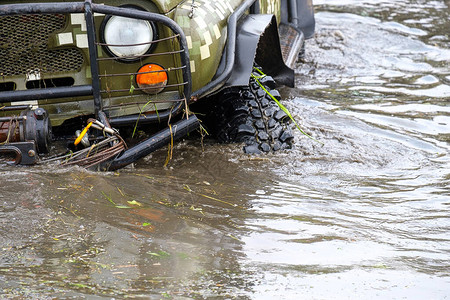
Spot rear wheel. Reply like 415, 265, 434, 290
205, 72, 294, 154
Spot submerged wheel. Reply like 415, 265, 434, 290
207, 73, 294, 154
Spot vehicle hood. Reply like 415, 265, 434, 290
153, 0, 186, 14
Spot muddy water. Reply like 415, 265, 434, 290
1, 0, 449, 298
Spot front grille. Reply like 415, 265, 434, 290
0, 14, 84, 76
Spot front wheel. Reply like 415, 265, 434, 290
205, 73, 294, 154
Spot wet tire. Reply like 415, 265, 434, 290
207, 73, 294, 154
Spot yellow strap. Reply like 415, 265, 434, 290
74, 122, 93, 146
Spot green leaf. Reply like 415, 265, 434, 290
114, 205, 131, 209
132, 99, 154, 138
251, 68, 323, 145
101, 191, 116, 206
373, 264, 388, 269
147, 250, 170, 258
129, 75, 135, 94
70, 283, 91, 289
161, 292, 172, 299
127, 200, 143, 206
142, 222, 152, 227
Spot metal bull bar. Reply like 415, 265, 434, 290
0, 1, 192, 119
0, 1, 199, 168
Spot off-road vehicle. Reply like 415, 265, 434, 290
0, 0, 315, 170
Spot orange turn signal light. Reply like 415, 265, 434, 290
136, 64, 168, 94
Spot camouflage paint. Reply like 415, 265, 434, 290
148, 0, 183, 14
259, 0, 281, 23
173, 0, 242, 92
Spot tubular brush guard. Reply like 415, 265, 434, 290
102, 115, 199, 171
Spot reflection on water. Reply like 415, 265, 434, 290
1, 0, 449, 298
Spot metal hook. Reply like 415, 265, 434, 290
188, 0, 197, 19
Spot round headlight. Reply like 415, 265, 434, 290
102, 15, 156, 61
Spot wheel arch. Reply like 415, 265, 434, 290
220, 14, 295, 90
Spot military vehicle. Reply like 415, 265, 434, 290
0, 0, 315, 170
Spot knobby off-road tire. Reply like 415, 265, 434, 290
207, 75, 294, 154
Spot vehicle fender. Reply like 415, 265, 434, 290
221, 14, 294, 89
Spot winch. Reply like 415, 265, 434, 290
0, 106, 52, 165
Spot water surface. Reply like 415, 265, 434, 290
1, 0, 449, 298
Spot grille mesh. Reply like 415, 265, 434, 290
0, 14, 84, 77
